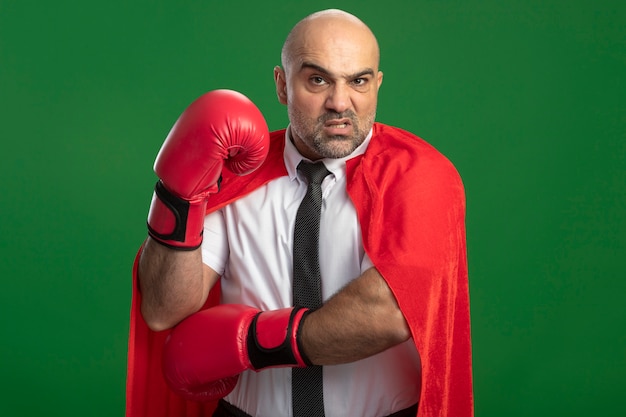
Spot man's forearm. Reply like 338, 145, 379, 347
138, 237, 214, 331
299, 267, 411, 365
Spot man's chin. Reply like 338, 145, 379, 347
317, 136, 360, 158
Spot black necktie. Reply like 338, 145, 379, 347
292, 160, 330, 417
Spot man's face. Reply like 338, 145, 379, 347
275, 20, 383, 160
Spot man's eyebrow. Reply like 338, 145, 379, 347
300, 62, 330, 74
300, 62, 375, 79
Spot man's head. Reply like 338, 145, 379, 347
274, 9, 383, 160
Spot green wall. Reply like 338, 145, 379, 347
1, 0, 624, 415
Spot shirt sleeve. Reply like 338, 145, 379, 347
201, 209, 229, 276
361, 251, 374, 272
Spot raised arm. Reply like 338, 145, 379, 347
137, 89, 270, 331
138, 239, 219, 331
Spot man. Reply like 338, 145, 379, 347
126, 9, 473, 417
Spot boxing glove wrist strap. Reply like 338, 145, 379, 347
147, 180, 209, 250
247, 307, 313, 369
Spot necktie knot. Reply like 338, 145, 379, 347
297, 161, 331, 185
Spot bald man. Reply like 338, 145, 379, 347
129, 8, 473, 417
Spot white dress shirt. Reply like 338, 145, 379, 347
202, 128, 421, 417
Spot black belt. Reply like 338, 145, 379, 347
213, 399, 418, 417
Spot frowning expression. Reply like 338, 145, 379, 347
275, 13, 383, 160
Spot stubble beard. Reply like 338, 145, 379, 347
289, 108, 376, 159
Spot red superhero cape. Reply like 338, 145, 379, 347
126, 122, 474, 417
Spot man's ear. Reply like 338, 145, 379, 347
274, 66, 288, 105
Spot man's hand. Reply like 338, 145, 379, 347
162, 304, 311, 400
147, 89, 269, 249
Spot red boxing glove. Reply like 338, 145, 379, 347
162, 304, 312, 401
147, 89, 269, 249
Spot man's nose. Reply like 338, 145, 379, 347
324, 83, 351, 114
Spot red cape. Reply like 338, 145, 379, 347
126, 123, 473, 417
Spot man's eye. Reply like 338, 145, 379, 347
311, 76, 326, 85
353, 78, 367, 86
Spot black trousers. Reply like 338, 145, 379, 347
213, 399, 419, 417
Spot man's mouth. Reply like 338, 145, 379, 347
324, 118, 352, 130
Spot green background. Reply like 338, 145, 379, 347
1, 0, 624, 415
